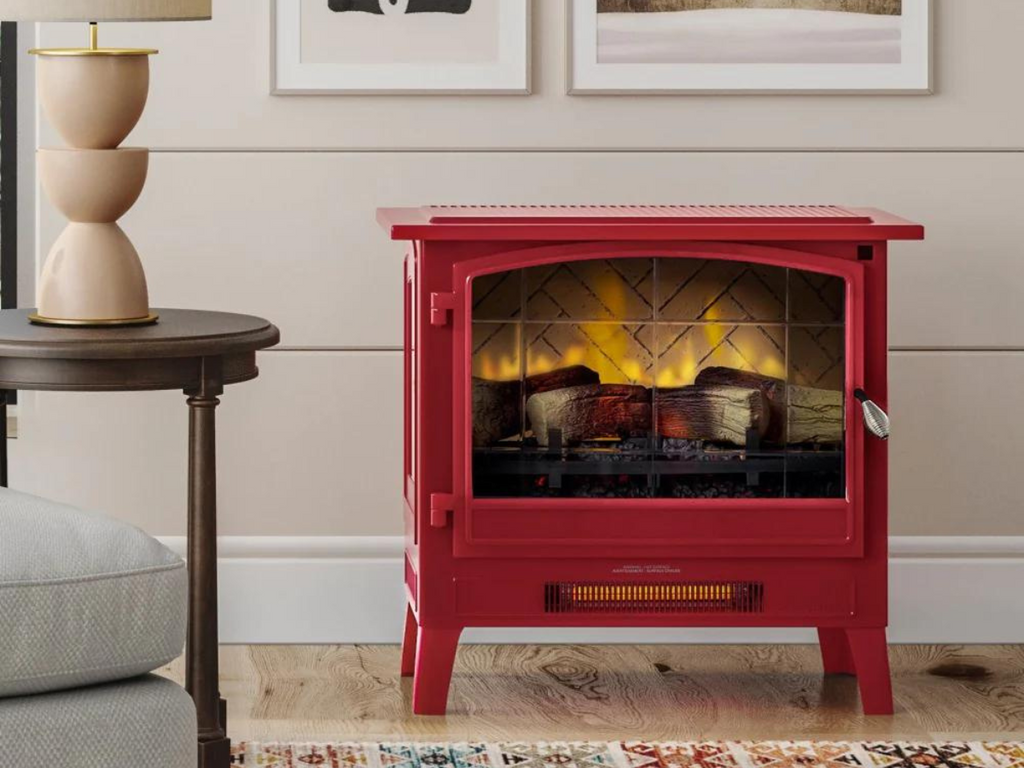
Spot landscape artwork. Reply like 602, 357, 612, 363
569, 0, 931, 93
599, 0, 902, 65
273, 0, 530, 94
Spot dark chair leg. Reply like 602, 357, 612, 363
0, 390, 8, 488
198, 738, 232, 768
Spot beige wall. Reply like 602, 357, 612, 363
10, 0, 1024, 537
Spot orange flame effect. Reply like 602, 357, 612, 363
473, 278, 787, 387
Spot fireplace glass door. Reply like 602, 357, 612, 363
471, 257, 846, 500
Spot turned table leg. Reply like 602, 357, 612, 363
185, 359, 230, 768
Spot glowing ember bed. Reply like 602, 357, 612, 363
378, 204, 924, 715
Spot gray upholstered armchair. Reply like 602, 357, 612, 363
0, 488, 196, 767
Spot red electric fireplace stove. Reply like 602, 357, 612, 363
379, 205, 924, 716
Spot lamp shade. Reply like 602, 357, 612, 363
0, 0, 211, 21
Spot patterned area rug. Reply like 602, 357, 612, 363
229, 742, 1024, 768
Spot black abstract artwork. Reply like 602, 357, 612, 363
329, 0, 472, 13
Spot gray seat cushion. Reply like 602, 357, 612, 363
0, 488, 187, 697
0, 674, 196, 768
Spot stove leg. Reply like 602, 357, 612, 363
400, 604, 418, 678
818, 627, 855, 674
412, 626, 462, 716
846, 627, 894, 715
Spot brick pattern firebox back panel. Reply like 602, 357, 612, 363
229, 741, 1024, 768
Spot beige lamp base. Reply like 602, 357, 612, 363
33, 48, 154, 150
32, 32, 161, 329
37, 222, 153, 326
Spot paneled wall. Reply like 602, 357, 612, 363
10, 1, 1023, 537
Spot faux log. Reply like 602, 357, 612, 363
526, 365, 601, 397
473, 379, 521, 446
695, 367, 784, 398
656, 385, 771, 444
473, 366, 601, 446
526, 384, 651, 446
788, 385, 843, 444
695, 367, 785, 442
694, 366, 842, 444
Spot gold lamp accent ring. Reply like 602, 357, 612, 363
28, 312, 160, 328
29, 18, 159, 56
29, 48, 159, 56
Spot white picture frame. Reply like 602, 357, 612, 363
273, 0, 531, 95
568, 0, 932, 95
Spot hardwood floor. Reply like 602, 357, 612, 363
161, 645, 1024, 743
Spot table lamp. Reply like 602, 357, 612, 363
0, 1, 212, 326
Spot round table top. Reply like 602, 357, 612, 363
0, 309, 280, 360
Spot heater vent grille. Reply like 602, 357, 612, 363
544, 581, 764, 615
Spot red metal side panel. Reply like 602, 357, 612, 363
855, 243, 890, 628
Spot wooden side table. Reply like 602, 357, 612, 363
0, 309, 280, 768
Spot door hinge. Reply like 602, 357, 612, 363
430, 292, 456, 326
430, 493, 455, 528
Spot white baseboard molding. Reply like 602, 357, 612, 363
158, 536, 1024, 645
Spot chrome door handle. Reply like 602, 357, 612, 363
855, 389, 890, 441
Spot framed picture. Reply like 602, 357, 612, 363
568, 0, 932, 95
273, 0, 531, 95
